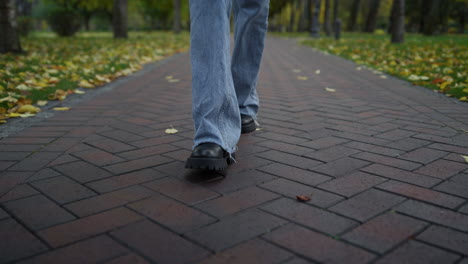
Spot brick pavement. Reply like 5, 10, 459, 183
1, 36, 468, 263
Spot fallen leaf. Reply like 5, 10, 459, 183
79, 80, 95, 89
462, 155, 468, 163
19, 113, 35, 118
296, 195, 311, 202
53, 107, 70, 111
165, 75, 173, 80
0, 120, 6, 124
315, 69, 321, 74
165, 125, 178, 134
255, 127, 263, 131
74, 89, 86, 94
297, 76, 308, 80
37, 100, 48, 106
168, 79, 180, 83
380, 75, 388, 79
292, 69, 302, 73
325, 87, 336, 92
8, 113, 21, 117
18, 104, 40, 114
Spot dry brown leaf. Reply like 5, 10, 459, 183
296, 195, 311, 202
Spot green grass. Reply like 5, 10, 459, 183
0, 31, 189, 120
275, 32, 468, 101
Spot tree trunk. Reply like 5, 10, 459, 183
364, 0, 381, 32
288, 0, 298, 32
422, 0, 438, 35
333, 0, 339, 24
347, 0, 360, 31
173, 0, 181, 33
324, 0, 332, 35
459, 3, 467, 34
388, 0, 396, 33
391, 0, 404, 43
113, 0, 128, 39
0, 0, 22, 54
298, 0, 309, 32
310, 0, 321, 37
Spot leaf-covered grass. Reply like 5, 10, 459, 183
277, 32, 468, 101
0, 31, 189, 123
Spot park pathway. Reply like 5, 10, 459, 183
1, 36, 468, 264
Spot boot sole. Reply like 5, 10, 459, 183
241, 122, 257, 134
185, 157, 229, 171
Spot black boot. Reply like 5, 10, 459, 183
241, 114, 257, 134
185, 143, 234, 171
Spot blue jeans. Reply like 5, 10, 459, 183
189, 0, 270, 154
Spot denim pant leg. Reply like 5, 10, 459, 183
232, 0, 270, 119
189, 0, 240, 154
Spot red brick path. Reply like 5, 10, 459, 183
1, 37, 468, 263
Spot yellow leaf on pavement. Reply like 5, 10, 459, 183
9, 113, 21, 117
37, 100, 48, 106
315, 70, 321, 74
19, 113, 36, 118
462, 155, 468, 163
165, 75, 173, 80
168, 79, 180, 83
74, 89, 86, 94
18, 104, 40, 114
297, 76, 308, 80
53, 107, 71, 111
165, 126, 178, 134
79, 80, 95, 88
325, 87, 336, 92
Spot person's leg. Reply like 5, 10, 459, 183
187, 0, 241, 170
232, 0, 270, 121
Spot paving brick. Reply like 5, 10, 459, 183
281, 257, 311, 264
428, 143, 468, 155
4, 194, 75, 230
343, 141, 403, 157
227, 155, 273, 173
303, 145, 361, 162
361, 164, 441, 188
0, 218, 48, 263
19, 235, 129, 264
47, 154, 80, 167
0, 144, 42, 152
86, 168, 165, 193
86, 138, 136, 153
26, 168, 61, 182
0, 161, 15, 170
318, 171, 386, 197
262, 198, 357, 235
256, 140, 313, 156
201, 169, 276, 194
0, 184, 38, 204
128, 194, 215, 233
435, 180, 468, 199
99, 129, 145, 142
255, 132, 308, 145
330, 189, 406, 222
342, 212, 428, 253
298, 136, 349, 149
110, 220, 209, 264
0, 171, 35, 198
38, 207, 143, 247
377, 180, 465, 209
31, 176, 96, 204
414, 159, 468, 179
104, 253, 149, 264
71, 147, 125, 166
417, 225, 468, 256
199, 239, 293, 264
145, 177, 219, 205
398, 147, 448, 164
261, 178, 344, 208
130, 135, 184, 148
196, 186, 279, 218
264, 224, 375, 264
395, 200, 468, 232
162, 149, 192, 162
0, 152, 31, 161
54, 161, 112, 183
256, 150, 322, 170
185, 209, 287, 252
257, 163, 331, 186
41, 138, 82, 152
8, 152, 62, 171
0, 137, 55, 145
65, 185, 155, 217
331, 131, 393, 146
311, 157, 370, 177
354, 152, 421, 171
386, 138, 431, 151
104, 155, 173, 174
0, 208, 8, 219
375, 241, 460, 264
375, 129, 416, 141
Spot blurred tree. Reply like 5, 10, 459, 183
310, 0, 321, 36
288, 0, 299, 32
0, 0, 23, 53
391, 0, 404, 43
364, 0, 381, 32
173, 0, 181, 33
421, 0, 438, 35
113, 0, 127, 38
324, 0, 332, 35
347, 0, 360, 31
